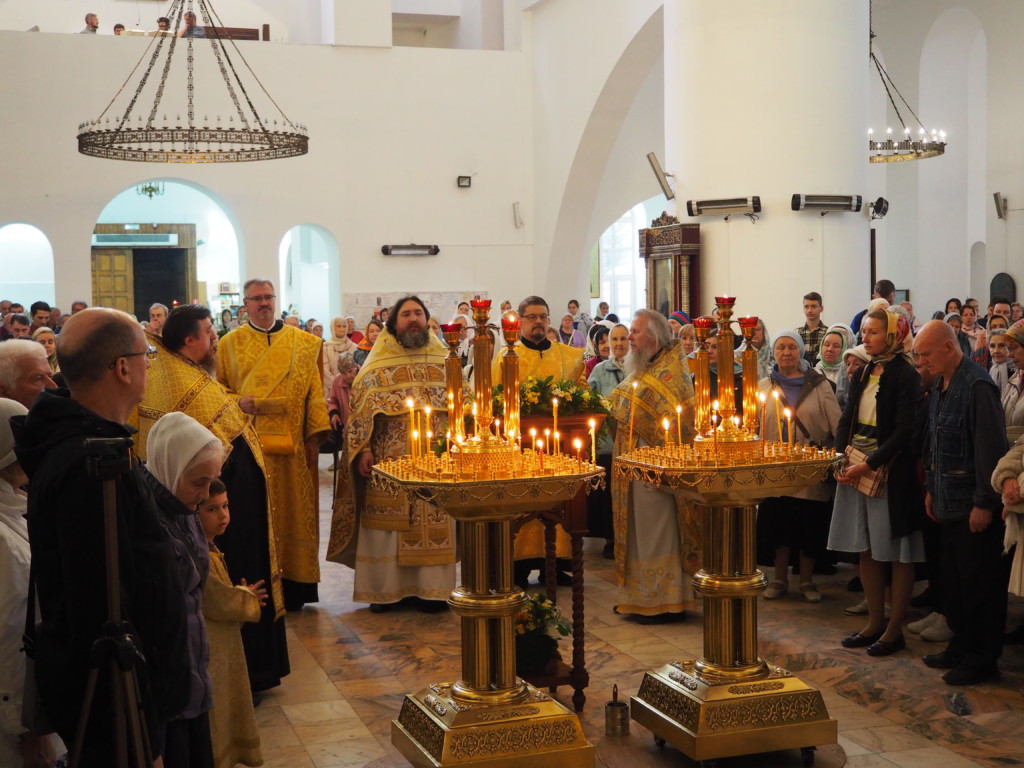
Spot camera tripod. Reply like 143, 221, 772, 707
69, 438, 153, 768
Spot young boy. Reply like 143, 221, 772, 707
199, 479, 266, 768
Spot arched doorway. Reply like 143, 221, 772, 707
593, 194, 669, 321
0, 223, 55, 307
278, 225, 340, 325
95, 180, 241, 320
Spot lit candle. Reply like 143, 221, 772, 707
543, 428, 551, 455
447, 390, 455, 441
552, 397, 559, 436
675, 404, 683, 445
445, 429, 451, 455
663, 416, 671, 446
712, 399, 720, 435
772, 391, 781, 443
494, 418, 501, 437
471, 401, 478, 438
529, 427, 537, 450
412, 429, 419, 459
758, 392, 767, 456
407, 398, 416, 457
784, 407, 793, 447
424, 406, 432, 455
712, 413, 718, 453
588, 418, 597, 465
535, 438, 544, 470
574, 438, 583, 471
426, 430, 433, 457
553, 430, 560, 455
628, 381, 638, 450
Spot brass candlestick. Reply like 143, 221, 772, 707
470, 298, 496, 444
692, 317, 714, 435
501, 312, 522, 443
441, 323, 466, 444
738, 316, 760, 433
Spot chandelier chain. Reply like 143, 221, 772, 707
197, 0, 252, 129
202, 0, 298, 127
147, 1, 186, 128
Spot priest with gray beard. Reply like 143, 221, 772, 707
608, 309, 701, 622
328, 296, 457, 612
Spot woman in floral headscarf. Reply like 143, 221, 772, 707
828, 308, 925, 657
813, 324, 853, 388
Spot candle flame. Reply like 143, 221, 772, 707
675, 404, 682, 414
588, 418, 596, 428
758, 392, 766, 403
632, 381, 638, 390
424, 405, 431, 415
406, 398, 414, 408
552, 397, 559, 406
535, 439, 543, 451
772, 391, 779, 400
662, 417, 670, 430
784, 407, 792, 418
712, 399, 720, 410
544, 428, 551, 436
529, 428, 537, 437
574, 438, 582, 450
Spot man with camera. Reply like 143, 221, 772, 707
13, 308, 189, 765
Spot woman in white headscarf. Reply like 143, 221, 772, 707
0, 398, 61, 768
147, 412, 224, 768
322, 316, 358, 399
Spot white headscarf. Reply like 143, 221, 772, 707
0, 398, 27, 471
147, 412, 222, 500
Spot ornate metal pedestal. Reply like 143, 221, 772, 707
614, 451, 840, 766
373, 466, 603, 768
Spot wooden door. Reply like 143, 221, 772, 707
91, 248, 134, 313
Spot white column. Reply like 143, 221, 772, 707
665, 0, 870, 334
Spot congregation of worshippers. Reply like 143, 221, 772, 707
2, 279, 1024, 767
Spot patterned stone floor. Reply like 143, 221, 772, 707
250, 460, 1024, 767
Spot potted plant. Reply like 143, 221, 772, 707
515, 593, 572, 675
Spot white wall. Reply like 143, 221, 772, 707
0, 31, 533, 310
0, 224, 56, 306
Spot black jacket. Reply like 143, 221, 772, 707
835, 355, 925, 538
12, 390, 189, 757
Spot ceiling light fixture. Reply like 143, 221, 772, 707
77, 0, 307, 163
136, 181, 166, 199
866, 1, 945, 164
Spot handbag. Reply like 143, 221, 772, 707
843, 445, 888, 498
21, 561, 55, 735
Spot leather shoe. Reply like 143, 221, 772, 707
921, 649, 962, 669
841, 630, 884, 648
942, 665, 1000, 686
867, 634, 905, 656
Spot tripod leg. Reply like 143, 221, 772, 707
69, 667, 101, 768
111, 667, 129, 768
120, 667, 154, 768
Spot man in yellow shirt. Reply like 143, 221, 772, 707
493, 295, 586, 586
217, 279, 330, 610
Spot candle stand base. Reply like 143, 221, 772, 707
631, 660, 835, 763
392, 682, 593, 768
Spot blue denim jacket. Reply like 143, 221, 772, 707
925, 357, 1005, 521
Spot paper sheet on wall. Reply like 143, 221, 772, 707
341, 291, 488, 328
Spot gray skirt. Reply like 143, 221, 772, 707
827, 483, 925, 563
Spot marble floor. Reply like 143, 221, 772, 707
252, 461, 1024, 767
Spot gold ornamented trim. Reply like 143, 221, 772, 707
476, 706, 541, 722
423, 693, 448, 716
638, 675, 699, 731
399, 700, 445, 759
727, 681, 786, 695
371, 468, 605, 508
704, 692, 821, 731
448, 720, 579, 759
667, 669, 699, 690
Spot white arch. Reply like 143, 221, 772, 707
0, 222, 55, 306
96, 178, 245, 286
544, 7, 664, 299
277, 224, 340, 324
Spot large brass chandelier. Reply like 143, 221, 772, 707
77, 0, 308, 163
866, 2, 945, 164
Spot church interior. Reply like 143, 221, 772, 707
3, 1, 1024, 766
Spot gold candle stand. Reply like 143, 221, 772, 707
375, 467, 603, 768
739, 316, 760, 433
613, 450, 840, 764
442, 325, 466, 443
378, 299, 601, 768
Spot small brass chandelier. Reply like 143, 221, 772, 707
866, 2, 945, 164
136, 181, 165, 199
77, 0, 307, 164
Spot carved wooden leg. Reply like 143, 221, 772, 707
570, 524, 587, 713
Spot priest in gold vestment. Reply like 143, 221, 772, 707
134, 305, 290, 691
609, 309, 702, 620
328, 296, 455, 609
216, 279, 330, 610
491, 296, 587, 586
